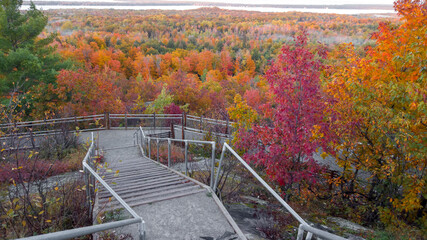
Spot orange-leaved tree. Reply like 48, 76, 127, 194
54, 67, 126, 115
326, 0, 426, 227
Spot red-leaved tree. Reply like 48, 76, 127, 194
236, 30, 333, 200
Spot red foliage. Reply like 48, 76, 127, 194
236, 30, 333, 196
163, 103, 183, 115
0, 160, 70, 183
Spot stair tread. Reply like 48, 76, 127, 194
99, 177, 188, 195
99, 185, 202, 205
102, 171, 174, 181
102, 188, 206, 210
99, 182, 196, 200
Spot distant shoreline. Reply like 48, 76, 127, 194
24, 1, 394, 10
21, 1, 396, 14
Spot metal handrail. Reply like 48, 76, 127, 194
186, 115, 233, 125
83, 132, 145, 239
174, 125, 232, 138
19, 219, 141, 240
110, 113, 182, 117
213, 143, 346, 240
1, 114, 234, 141
17, 132, 146, 240
0, 115, 104, 128
138, 126, 216, 188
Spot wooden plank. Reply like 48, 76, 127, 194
103, 188, 206, 210
102, 172, 176, 182
101, 168, 169, 177
98, 177, 187, 196
99, 182, 195, 200
101, 175, 182, 188
101, 185, 202, 205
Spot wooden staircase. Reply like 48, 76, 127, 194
97, 147, 205, 209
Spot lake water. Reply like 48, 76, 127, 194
21, 4, 396, 15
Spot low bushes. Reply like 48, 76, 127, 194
0, 131, 93, 238
0, 178, 91, 239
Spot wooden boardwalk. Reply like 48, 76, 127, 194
98, 146, 206, 208
83, 130, 245, 240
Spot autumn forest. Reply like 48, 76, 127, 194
0, 0, 426, 239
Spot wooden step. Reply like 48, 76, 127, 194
98, 176, 187, 196
102, 188, 206, 210
101, 168, 170, 178
98, 161, 158, 171
104, 174, 182, 187
102, 170, 173, 181
99, 182, 196, 201
102, 174, 179, 187
100, 185, 202, 206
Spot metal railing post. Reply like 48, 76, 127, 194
125, 112, 128, 130
156, 139, 160, 162
145, 136, 148, 157
29, 129, 35, 149
225, 117, 229, 135
108, 112, 111, 129
148, 138, 151, 159
83, 168, 92, 215
213, 143, 227, 192
184, 140, 188, 176
105, 112, 110, 130
181, 113, 185, 141
297, 224, 305, 240
210, 142, 216, 189
139, 219, 145, 240
168, 139, 171, 167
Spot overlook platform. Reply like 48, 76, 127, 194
80, 130, 244, 240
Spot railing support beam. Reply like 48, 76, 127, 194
184, 140, 188, 176
156, 139, 160, 162
168, 139, 171, 167
210, 142, 216, 189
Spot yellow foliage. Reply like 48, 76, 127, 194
227, 94, 258, 132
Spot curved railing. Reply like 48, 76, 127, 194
0, 113, 233, 151
136, 126, 217, 188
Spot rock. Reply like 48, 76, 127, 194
200, 231, 239, 240
224, 204, 269, 240
241, 196, 268, 206
347, 235, 366, 240
245, 233, 266, 240
327, 217, 370, 232
311, 222, 334, 233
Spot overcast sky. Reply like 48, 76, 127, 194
167, 0, 395, 5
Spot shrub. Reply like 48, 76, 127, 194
0, 178, 92, 238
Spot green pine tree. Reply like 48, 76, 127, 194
0, 0, 72, 115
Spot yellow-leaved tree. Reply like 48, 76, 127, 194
326, 0, 426, 229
